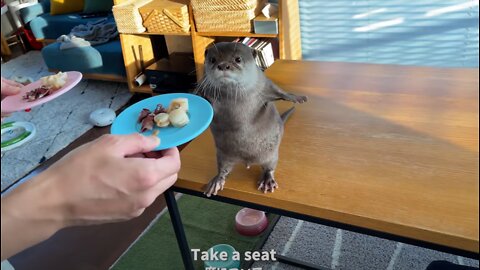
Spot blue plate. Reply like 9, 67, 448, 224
111, 93, 213, 151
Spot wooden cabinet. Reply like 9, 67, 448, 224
114, 0, 302, 94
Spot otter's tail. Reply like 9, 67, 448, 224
281, 107, 296, 124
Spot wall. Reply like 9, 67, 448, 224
165, 36, 193, 53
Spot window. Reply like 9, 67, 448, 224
299, 0, 479, 67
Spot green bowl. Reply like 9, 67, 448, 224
204, 244, 241, 269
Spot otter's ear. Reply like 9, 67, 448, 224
205, 43, 216, 57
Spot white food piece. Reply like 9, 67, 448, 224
167, 98, 188, 113
154, 113, 170, 127
169, 109, 189, 127
41, 72, 68, 89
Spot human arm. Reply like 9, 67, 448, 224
1, 133, 180, 259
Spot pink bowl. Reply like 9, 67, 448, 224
235, 208, 268, 236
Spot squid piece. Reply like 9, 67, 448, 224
154, 113, 170, 127
167, 98, 188, 113
169, 109, 189, 127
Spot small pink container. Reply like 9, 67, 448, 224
235, 208, 268, 236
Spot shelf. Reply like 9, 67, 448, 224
116, 0, 301, 94
131, 84, 152, 94
196, 32, 278, 38
125, 32, 191, 36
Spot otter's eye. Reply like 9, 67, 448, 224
210, 57, 216, 64
235, 57, 241, 63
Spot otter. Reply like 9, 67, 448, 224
196, 42, 307, 197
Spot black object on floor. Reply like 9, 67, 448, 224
426, 261, 479, 270
145, 53, 196, 94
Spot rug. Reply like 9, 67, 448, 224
111, 194, 275, 270
252, 217, 480, 270
1, 51, 132, 191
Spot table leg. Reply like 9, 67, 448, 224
164, 188, 195, 270
1, 33, 12, 56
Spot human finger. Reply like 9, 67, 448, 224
131, 147, 180, 177
2, 78, 24, 88
130, 173, 178, 211
119, 151, 180, 192
143, 147, 179, 159
99, 134, 160, 157
1, 83, 21, 97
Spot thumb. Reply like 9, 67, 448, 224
106, 133, 160, 156
1, 84, 21, 96
2, 78, 24, 88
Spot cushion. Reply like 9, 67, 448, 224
30, 14, 113, 39
50, 0, 84, 15
41, 41, 126, 77
19, 2, 48, 24
83, 0, 113, 13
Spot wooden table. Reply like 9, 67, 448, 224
167, 60, 479, 268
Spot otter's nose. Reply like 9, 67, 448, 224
217, 63, 231, 71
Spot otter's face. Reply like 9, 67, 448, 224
204, 42, 257, 87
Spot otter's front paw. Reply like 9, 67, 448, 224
286, 93, 307, 103
204, 176, 226, 197
257, 176, 279, 193
294, 95, 308, 103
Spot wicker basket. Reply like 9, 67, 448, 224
112, 0, 152, 34
139, 0, 190, 33
191, 0, 258, 11
192, 0, 265, 32
194, 9, 257, 32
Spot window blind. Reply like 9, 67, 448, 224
298, 0, 479, 67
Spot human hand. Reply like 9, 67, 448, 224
4, 133, 180, 225
51, 134, 181, 225
1, 77, 23, 120
1, 77, 22, 100
1, 133, 181, 258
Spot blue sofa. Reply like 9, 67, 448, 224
20, 0, 126, 79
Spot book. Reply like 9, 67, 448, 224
233, 38, 275, 69
246, 38, 257, 47
262, 40, 275, 67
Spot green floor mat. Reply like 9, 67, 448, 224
112, 194, 275, 270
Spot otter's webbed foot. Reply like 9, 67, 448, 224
204, 161, 233, 197
257, 170, 279, 193
204, 176, 226, 197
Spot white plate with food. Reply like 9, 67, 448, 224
1, 71, 83, 113
110, 93, 214, 151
